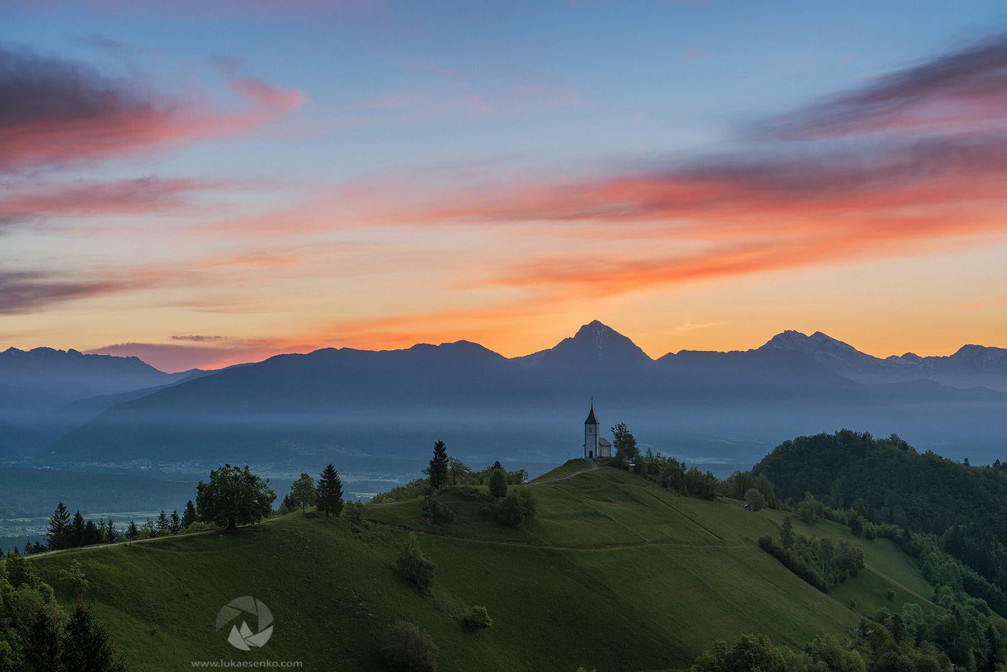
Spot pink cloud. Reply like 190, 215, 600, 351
0, 46, 306, 172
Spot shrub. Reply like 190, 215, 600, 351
421, 491, 454, 524
463, 605, 493, 631
488, 468, 508, 498
383, 621, 438, 672
744, 488, 767, 511
395, 534, 435, 590
491, 488, 535, 528
346, 501, 367, 531
885, 588, 896, 601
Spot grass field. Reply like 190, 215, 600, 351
32, 461, 938, 671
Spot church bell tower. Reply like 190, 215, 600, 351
584, 401, 600, 459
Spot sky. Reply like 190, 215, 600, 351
2, 0, 1007, 372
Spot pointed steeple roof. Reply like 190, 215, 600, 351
584, 402, 599, 426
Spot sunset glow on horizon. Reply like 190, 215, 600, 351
3, 1, 1007, 372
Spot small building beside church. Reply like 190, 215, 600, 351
583, 402, 612, 459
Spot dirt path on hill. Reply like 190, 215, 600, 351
24, 513, 289, 560
530, 459, 597, 486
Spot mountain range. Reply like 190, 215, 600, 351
3, 322, 1007, 476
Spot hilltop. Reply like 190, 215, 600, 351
33, 461, 937, 671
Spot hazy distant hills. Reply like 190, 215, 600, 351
757, 330, 1007, 391
0, 347, 204, 457
24, 321, 1007, 474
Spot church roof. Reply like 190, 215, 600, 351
599, 438, 611, 447
584, 404, 599, 425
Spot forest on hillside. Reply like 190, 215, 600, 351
752, 430, 1007, 608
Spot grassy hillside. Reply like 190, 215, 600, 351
32, 460, 939, 671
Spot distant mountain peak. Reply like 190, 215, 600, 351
758, 330, 881, 371
760, 330, 811, 350
515, 320, 652, 366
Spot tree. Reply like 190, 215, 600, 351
61, 603, 126, 672
156, 510, 170, 535
487, 468, 507, 498
290, 473, 317, 513
20, 606, 62, 672
781, 516, 795, 549
83, 520, 101, 546
105, 519, 117, 543
46, 501, 71, 551
181, 500, 197, 529
611, 423, 639, 469
196, 464, 276, 530
71, 510, 86, 548
169, 510, 181, 534
125, 521, 139, 539
797, 492, 823, 524
316, 464, 344, 520
429, 440, 449, 492
57, 559, 89, 599
383, 621, 438, 672
447, 457, 472, 486
745, 488, 768, 511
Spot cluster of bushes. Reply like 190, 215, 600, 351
758, 518, 864, 592
383, 621, 438, 672
395, 534, 436, 591
487, 489, 535, 528
630, 450, 720, 500
422, 489, 455, 524
693, 588, 1007, 672
609, 422, 718, 500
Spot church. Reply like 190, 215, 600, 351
583, 402, 612, 459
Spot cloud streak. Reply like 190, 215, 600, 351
766, 33, 1007, 138
0, 44, 305, 172
87, 337, 283, 372
0, 271, 127, 314
0, 177, 223, 223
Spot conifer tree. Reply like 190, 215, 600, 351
105, 519, 118, 543
316, 464, 344, 520
71, 510, 86, 548
84, 520, 101, 546
429, 440, 449, 492
182, 500, 197, 528
125, 521, 139, 539
169, 510, 181, 534
156, 510, 170, 534
22, 606, 62, 672
47, 501, 71, 550
61, 603, 126, 672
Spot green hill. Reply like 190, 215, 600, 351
31, 460, 939, 671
